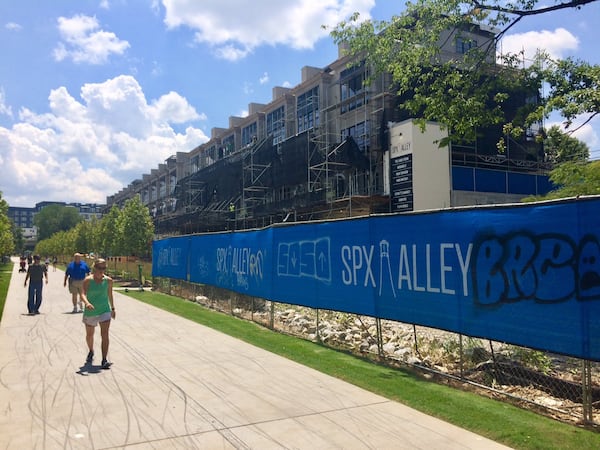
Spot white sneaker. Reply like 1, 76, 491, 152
72, 307, 77, 313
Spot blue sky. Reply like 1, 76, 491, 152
1, 0, 599, 208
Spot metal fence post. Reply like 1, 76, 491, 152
583, 359, 593, 423
459, 334, 464, 379
376, 318, 383, 357
316, 309, 320, 343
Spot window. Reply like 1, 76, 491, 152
340, 62, 369, 113
191, 155, 200, 173
267, 106, 286, 145
159, 179, 166, 198
222, 135, 235, 156
241, 122, 258, 147
297, 86, 319, 133
219, 134, 235, 157
455, 37, 477, 54
341, 121, 370, 152
202, 145, 217, 167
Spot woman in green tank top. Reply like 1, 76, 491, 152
81, 259, 115, 369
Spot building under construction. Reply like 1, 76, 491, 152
106, 25, 552, 235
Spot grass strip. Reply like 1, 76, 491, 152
124, 289, 600, 450
0, 262, 12, 321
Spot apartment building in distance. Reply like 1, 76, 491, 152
106, 23, 552, 235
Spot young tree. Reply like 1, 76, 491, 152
0, 192, 15, 256
98, 205, 122, 257
544, 160, 600, 199
117, 196, 154, 258
11, 222, 23, 255
73, 219, 99, 255
329, 0, 599, 145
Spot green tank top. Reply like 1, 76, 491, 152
83, 277, 111, 317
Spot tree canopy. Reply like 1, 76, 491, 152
118, 196, 155, 257
543, 125, 589, 164
329, 0, 599, 146
33, 204, 82, 241
35, 195, 154, 259
0, 192, 15, 256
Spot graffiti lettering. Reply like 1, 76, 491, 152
472, 232, 600, 305
277, 238, 331, 283
157, 247, 182, 267
216, 246, 231, 274
249, 251, 263, 279
216, 246, 264, 281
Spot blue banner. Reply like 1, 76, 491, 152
152, 197, 600, 361
152, 235, 189, 280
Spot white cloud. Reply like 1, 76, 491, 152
53, 15, 130, 64
151, 61, 163, 76
572, 121, 599, 154
0, 88, 13, 118
500, 28, 579, 61
150, 91, 207, 123
259, 72, 269, 85
0, 76, 208, 206
214, 44, 251, 62
5, 22, 22, 31
243, 82, 253, 95
161, 0, 375, 60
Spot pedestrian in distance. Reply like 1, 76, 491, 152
24, 254, 48, 315
81, 259, 115, 369
64, 252, 90, 313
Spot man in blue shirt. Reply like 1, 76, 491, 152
64, 253, 90, 313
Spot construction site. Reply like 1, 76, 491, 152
106, 24, 551, 236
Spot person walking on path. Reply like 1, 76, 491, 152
81, 259, 115, 369
64, 253, 90, 313
24, 254, 48, 314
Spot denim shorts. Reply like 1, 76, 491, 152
82, 311, 112, 327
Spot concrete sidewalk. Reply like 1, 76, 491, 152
0, 258, 511, 449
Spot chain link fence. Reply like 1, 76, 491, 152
152, 277, 599, 426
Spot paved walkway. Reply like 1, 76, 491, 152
0, 258, 511, 449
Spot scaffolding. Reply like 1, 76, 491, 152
242, 137, 272, 221
308, 69, 393, 212
158, 68, 395, 233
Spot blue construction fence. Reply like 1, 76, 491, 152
153, 196, 600, 361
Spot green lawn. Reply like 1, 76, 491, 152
123, 289, 600, 450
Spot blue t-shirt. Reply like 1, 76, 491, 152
66, 261, 90, 281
